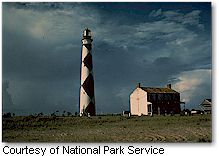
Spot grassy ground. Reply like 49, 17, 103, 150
2, 114, 211, 142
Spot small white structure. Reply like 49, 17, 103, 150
122, 111, 131, 117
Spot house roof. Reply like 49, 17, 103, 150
206, 99, 211, 102
200, 99, 212, 111
141, 87, 179, 94
200, 99, 212, 106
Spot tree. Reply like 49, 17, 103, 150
3, 112, 11, 118
37, 112, 43, 117
62, 110, 66, 117
67, 112, 72, 117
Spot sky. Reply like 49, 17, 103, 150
2, 2, 211, 115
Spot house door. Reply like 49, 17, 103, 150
147, 103, 152, 115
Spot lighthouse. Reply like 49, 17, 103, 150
79, 28, 96, 116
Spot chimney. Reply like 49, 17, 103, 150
167, 84, 171, 89
137, 83, 141, 88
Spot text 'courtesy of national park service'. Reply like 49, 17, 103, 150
2, 145, 165, 156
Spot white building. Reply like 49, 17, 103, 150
130, 83, 180, 116
130, 86, 152, 116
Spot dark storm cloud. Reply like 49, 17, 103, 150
2, 2, 211, 115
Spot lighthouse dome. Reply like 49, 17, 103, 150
83, 28, 92, 39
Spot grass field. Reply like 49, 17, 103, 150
2, 114, 212, 142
